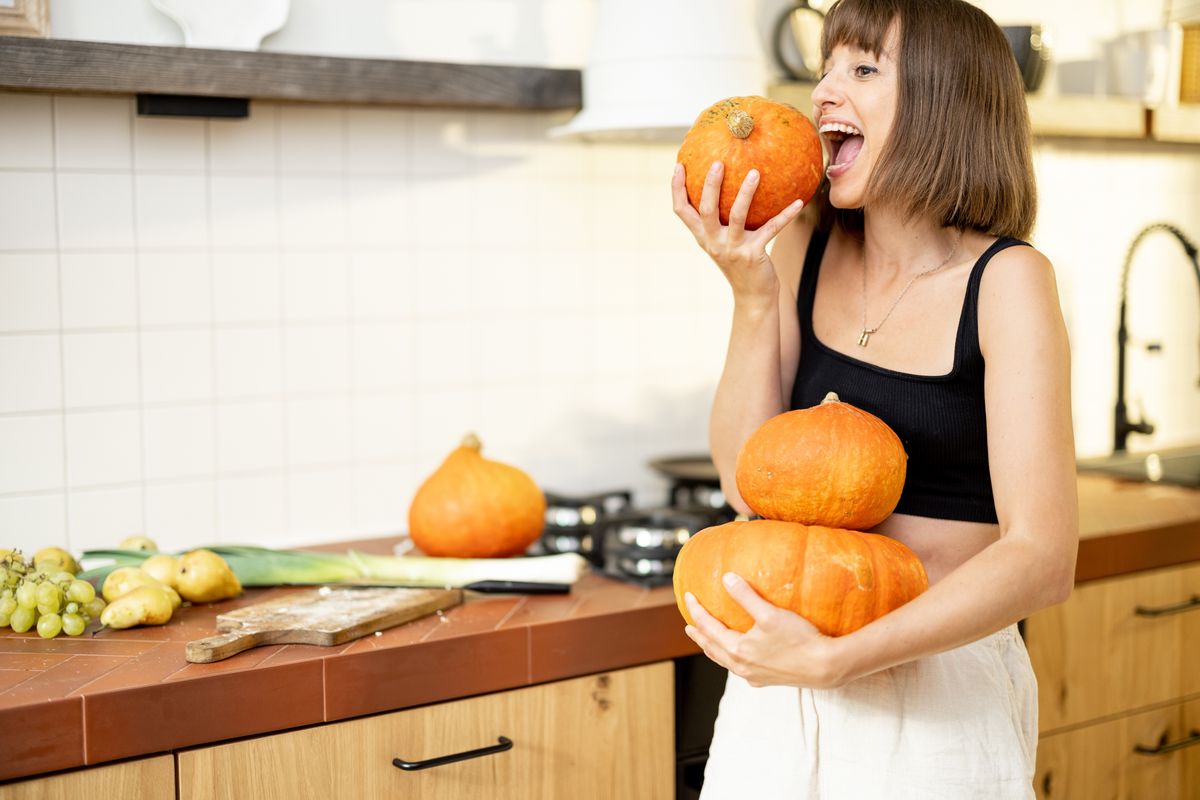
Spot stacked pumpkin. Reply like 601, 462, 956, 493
673, 392, 929, 636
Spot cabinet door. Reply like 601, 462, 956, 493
1177, 563, 1200, 698
0, 755, 174, 800
1034, 703, 1185, 799
178, 661, 674, 800
1025, 563, 1192, 732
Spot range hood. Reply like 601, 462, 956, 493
550, 0, 769, 142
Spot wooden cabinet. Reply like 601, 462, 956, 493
0, 755, 173, 800
176, 661, 674, 800
1026, 562, 1200, 798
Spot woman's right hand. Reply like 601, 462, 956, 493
671, 160, 806, 307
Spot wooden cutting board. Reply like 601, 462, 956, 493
185, 586, 463, 663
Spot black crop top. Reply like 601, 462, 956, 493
790, 230, 1030, 524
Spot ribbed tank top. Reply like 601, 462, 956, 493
790, 230, 1030, 524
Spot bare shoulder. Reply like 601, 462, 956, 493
977, 242, 1067, 358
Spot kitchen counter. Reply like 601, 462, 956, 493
2, 474, 1199, 784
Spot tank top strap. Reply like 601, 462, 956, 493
796, 228, 830, 320
958, 235, 1032, 366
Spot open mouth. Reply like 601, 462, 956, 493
818, 122, 864, 177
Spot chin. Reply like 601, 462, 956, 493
827, 184, 865, 210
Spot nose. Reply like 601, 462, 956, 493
809, 73, 838, 117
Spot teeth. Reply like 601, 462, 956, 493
818, 122, 862, 136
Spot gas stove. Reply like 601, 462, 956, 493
532, 479, 737, 587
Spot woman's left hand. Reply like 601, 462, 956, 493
684, 573, 849, 689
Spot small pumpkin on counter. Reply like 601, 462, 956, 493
673, 518, 928, 637
735, 392, 907, 530
408, 433, 546, 559
677, 95, 824, 231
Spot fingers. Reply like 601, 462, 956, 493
725, 169, 759, 233
671, 163, 703, 236
696, 161, 724, 233
749, 198, 806, 250
721, 573, 776, 629
684, 591, 741, 653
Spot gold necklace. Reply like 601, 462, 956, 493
858, 230, 964, 347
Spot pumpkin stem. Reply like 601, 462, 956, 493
460, 432, 482, 451
725, 109, 754, 139
822, 392, 841, 404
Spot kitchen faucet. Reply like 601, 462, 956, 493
1113, 222, 1200, 452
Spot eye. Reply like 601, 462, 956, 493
854, 64, 878, 78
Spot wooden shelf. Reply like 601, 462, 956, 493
1153, 103, 1200, 144
0, 36, 582, 111
768, 82, 1178, 142
1024, 95, 1148, 139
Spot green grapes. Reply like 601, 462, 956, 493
36, 612, 62, 639
0, 549, 101, 638
10, 604, 35, 633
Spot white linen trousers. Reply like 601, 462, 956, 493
699, 624, 1038, 799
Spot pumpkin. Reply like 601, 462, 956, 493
673, 518, 928, 636
408, 433, 547, 558
735, 392, 907, 530
677, 95, 824, 231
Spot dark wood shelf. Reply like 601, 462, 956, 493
0, 36, 582, 111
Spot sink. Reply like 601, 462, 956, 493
1077, 445, 1200, 488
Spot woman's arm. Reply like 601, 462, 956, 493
671, 162, 810, 514
684, 244, 1079, 688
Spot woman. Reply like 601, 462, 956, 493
669, 0, 1078, 796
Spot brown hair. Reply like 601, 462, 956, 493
817, 0, 1037, 239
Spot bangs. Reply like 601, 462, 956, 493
820, 0, 899, 60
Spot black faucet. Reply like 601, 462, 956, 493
1113, 223, 1200, 453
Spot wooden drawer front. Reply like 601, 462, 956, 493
1035, 697, 1200, 800
1026, 563, 1200, 731
0, 755, 174, 799
178, 661, 674, 800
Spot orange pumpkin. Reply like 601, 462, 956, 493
673, 519, 928, 636
735, 392, 907, 530
677, 95, 823, 231
408, 433, 546, 558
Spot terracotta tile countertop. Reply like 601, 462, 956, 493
2, 474, 1199, 784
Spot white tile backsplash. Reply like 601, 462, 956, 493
0, 253, 59, 332
64, 409, 142, 487
0, 93, 54, 169
139, 329, 213, 403
62, 331, 139, 407
56, 172, 136, 249
0, 414, 64, 494
0, 335, 62, 413
133, 115, 207, 172
142, 404, 215, 480
65, 485, 144, 552
0, 171, 58, 250
52, 95, 133, 170
134, 174, 209, 249
215, 400, 286, 473
2, 89, 1196, 554
59, 252, 139, 329
138, 252, 212, 326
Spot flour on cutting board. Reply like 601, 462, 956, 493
216, 587, 457, 633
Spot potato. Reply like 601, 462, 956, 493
100, 585, 174, 629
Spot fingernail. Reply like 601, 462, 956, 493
684, 592, 696, 603
747, 169, 759, 182
790, 199, 804, 210
722, 573, 737, 587
674, 163, 682, 177
709, 162, 722, 175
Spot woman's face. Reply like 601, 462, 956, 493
811, 25, 900, 209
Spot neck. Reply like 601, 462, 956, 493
861, 209, 961, 277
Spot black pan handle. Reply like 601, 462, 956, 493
1134, 595, 1200, 617
393, 736, 513, 771
1134, 731, 1200, 756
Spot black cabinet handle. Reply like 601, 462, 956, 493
393, 736, 513, 771
1134, 595, 1200, 617
1134, 731, 1200, 756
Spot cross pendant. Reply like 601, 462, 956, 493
858, 328, 875, 347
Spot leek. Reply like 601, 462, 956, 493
80, 545, 588, 589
